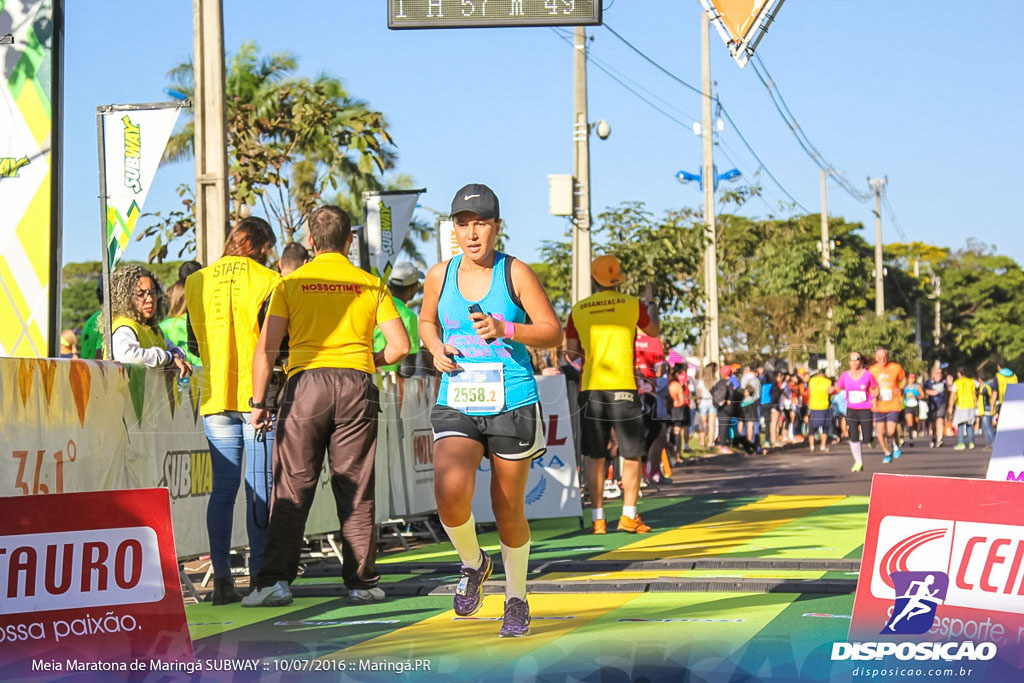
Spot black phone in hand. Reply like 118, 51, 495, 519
468, 304, 496, 343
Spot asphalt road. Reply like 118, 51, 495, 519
656, 436, 993, 498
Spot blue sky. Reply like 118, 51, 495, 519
62, 0, 1024, 269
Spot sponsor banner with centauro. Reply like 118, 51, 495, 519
986, 384, 1024, 483
0, 0, 61, 358
849, 473, 1024, 668
362, 190, 421, 280
0, 488, 192, 674
102, 105, 181, 268
471, 375, 583, 523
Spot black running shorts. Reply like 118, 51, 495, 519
430, 403, 546, 461
578, 389, 647, 461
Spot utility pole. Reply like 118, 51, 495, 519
193, 0, 228, 265
820, 169, 835, 374
913, 259, 923, 359
869, 177, 887, 316
913, 259, 929, 360
701, 9, 720, 367
933, 273, 941, 347
571, 26, 592, 303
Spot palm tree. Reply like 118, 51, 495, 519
162, 43, 297, 164
157, 42, 396, 245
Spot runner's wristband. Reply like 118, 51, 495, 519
503, 321, 516, 340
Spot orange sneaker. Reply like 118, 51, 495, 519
592, 518, 607, 535
617, 514, 651, 534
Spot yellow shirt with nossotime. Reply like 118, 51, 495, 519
267, 252, 399, 377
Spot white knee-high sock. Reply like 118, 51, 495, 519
501, 539, 531, 601
442, 514, 482, 570
850, 441, 863, 465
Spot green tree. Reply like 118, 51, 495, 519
61, 261, 185, 332
140, 42, 396, 260
936, 240, 1024, 374
713, 213, 877, 364
837, 312, 921, 374
535, 228, 574, 317
539, 202, 705, 347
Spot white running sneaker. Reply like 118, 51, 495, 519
603, 481, 621, 499
241, 580, 292, 607
348, 587, 386, 603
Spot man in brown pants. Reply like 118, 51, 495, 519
243, 205, 410, 607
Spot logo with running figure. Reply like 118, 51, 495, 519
882, 571, 949, 634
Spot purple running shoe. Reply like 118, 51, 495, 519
453, 550, 493, 617
498, 597, 531, 638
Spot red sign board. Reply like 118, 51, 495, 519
0, 489, 192, 675
851, 474, 1024, 667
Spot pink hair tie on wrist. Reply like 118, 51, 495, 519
504, 321, 516, 340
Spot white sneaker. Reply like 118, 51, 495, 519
348, 586, 386, 603
241, 580, 292, 607
602, 481, 621, 499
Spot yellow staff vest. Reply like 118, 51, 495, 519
112, 316, 166, 350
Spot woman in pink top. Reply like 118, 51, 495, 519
833, 352, 879, 473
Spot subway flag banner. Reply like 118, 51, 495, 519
850, 473, 1024, 668
102, 106, 180, 269
0, 488, 192, 674
0, 0, 60, 358
363, 190, 421, 279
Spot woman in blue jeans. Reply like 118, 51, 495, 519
185, 218, 282, 604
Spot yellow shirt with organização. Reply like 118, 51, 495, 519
185, 255, 281, 415
566, 290, 650, 392
267, 252, 399, 377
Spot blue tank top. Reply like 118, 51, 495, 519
436, 252, 538, 415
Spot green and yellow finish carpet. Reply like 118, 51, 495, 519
187, 495, 870, 681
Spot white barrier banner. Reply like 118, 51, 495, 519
472, 375, 583, 523
0, 359, 128, 497
986, 383, 1024, 482
386, 375, 437, 518
0, 359, 345, 559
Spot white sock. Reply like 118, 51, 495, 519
592, 508, 605, 522
850, 441, 863, 465
623, 505, 637, 520
442, 514, 482, 570
501, 539, 531, 601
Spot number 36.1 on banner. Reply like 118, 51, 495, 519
11, 440, 77, 495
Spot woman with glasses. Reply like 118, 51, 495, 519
833, 352, 878, 473
109, 263, 192, 378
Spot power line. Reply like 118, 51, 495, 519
717, 104, 811, 213
602, 23, 705, 97
549, 29, 693, 130
552, 28, 699, 123
601, 22, 811, 213
750, 53, 872, 203
881, 193, 908, 242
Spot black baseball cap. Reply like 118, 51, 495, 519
450, 183, 499, 220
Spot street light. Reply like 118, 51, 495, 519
675, 165, 741, 192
